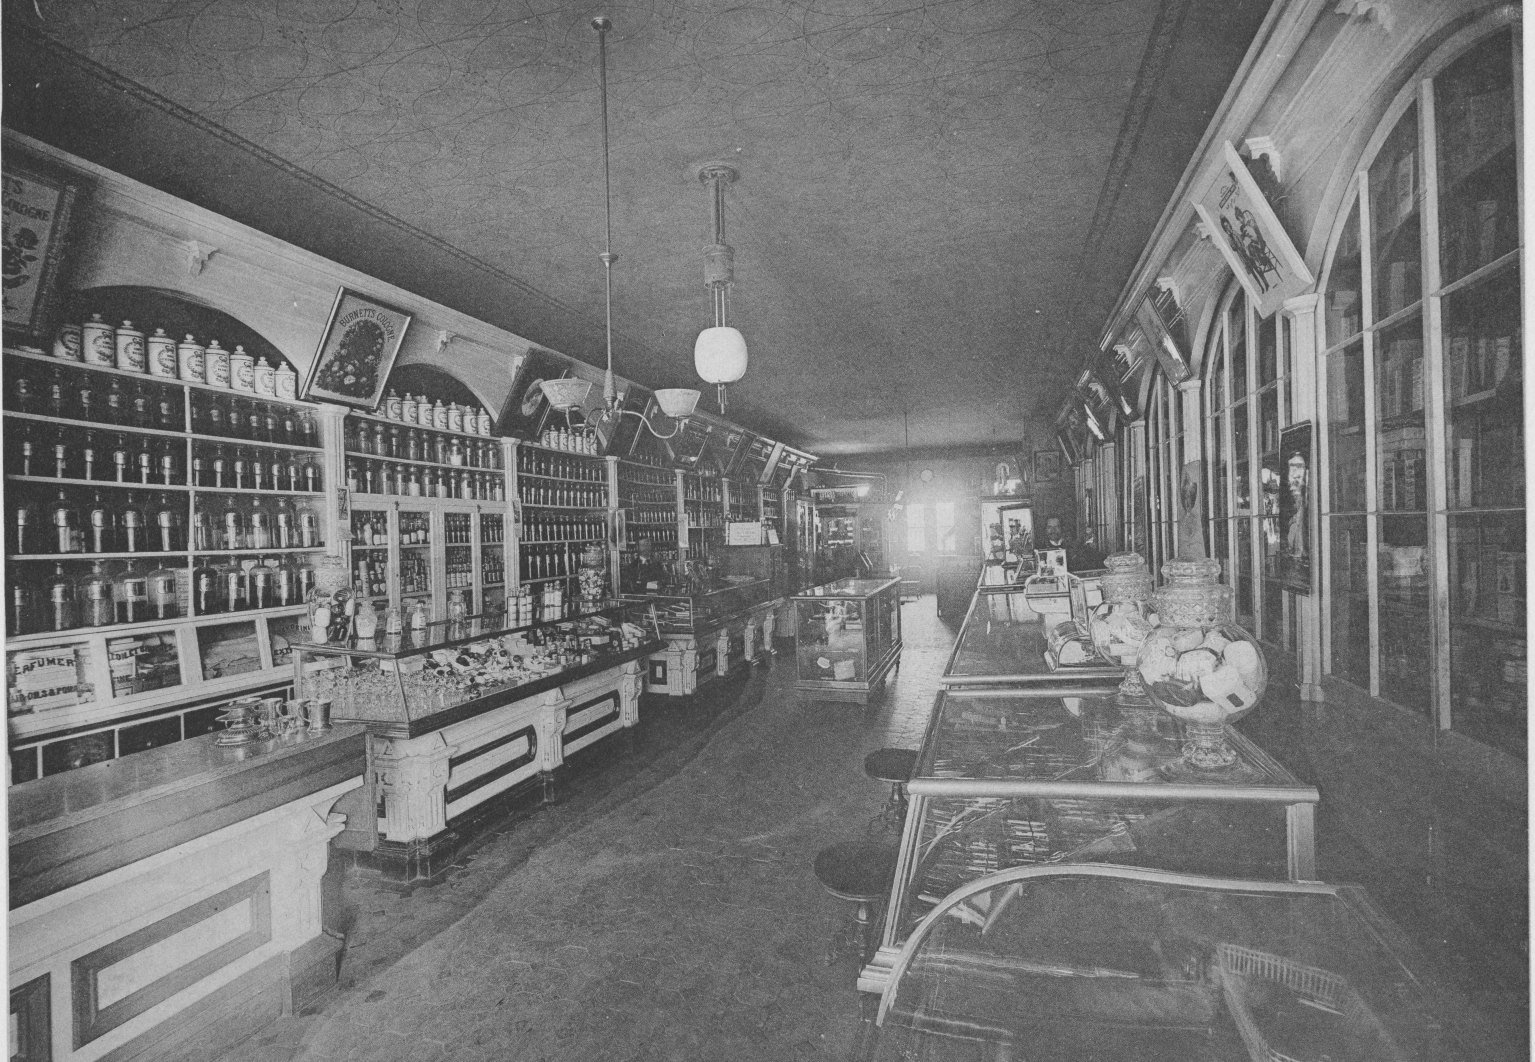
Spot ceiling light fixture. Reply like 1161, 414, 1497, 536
693, 163, 747, 414
540, 16, 699, 439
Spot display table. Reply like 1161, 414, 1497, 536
859, 687, 1319, 994
792, 577, 903, 703
291, 606, 661, 880
9, 725, 366, 1062
942, 585, 1121, 689
864, 863, 1506, 1061
623, 579, 782, 697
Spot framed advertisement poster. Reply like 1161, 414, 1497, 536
1034, 449, 1063, 483
497, 346, 568, 439
1192, 142, 1314, 319
3, 148, 86, 347
301, 287, 414, 409
1278, 421, 1313, 593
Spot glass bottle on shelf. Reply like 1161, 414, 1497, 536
192, 556, 221, 615
74, 373, 95, 423
80, 560, 114, 627
104, 377, 126, 425
296, 499, 319, 548
249, 496, 271, 550
205, 393, 226, 436
232, 447, 249, 490
135, 435, 154, 485
220, 557, 248, 612
192, 504, 213, 551
149, 561, 180, 619
51, 430, 69, 479
154, 493, 180, 552
10, 576, 35, 636
251, 451, 268, 491
156, 386, 180, 431
121, 493, 145, 553
248, 555, 276, 610
46, 562, 75, 631
296, 557, 317, 601
12, 496, 35, 557
406, 428, 421, 461
274, 499, 293, 548
158, 438, 178, 486
302, 456, 320, 492
221, 495, 246, 551
298, 410, 318, 448
8, 365, 35, 414
110, 434, 130, 483
52, 490, 79, 554
16, 420, 37, 477
86, 491, 113, 553
275, 555, 298, 606
129, 381, 152, 429
115, 561, 149, 623
210, 445, 227, 488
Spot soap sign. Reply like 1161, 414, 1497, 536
8, 644, 94, 715
2, 150, 85, 346
301, 286, 414, 410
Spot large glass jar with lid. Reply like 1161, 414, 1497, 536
1087, 551, 1157, 706
1134, 557, 1267, 769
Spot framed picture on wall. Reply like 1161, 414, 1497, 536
497, 346, 568, 439
1191, 142, 1314, 319
1034, 449, 1063, 483
3, 146, 87, 348
301, 287, 413, 409
1278, 421, 1313, 593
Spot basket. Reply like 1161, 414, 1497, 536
1216, 943, 1405, 1062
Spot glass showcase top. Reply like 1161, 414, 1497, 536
291, 602, 636, 660
913, 689, 1308, 796
871, 865, 1505, 1062
791, 576, 901, 600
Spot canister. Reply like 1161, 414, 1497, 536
82, 314, 116, 366
476, 407, 491, 435
432, 399, 448, 429
114, 320, 146, 372
447, 402, 464, 433
401, 392, 419, 424
253, 356, 276, 396
177, 334, 206, 382
147, 328, 179, 378
53, 322, 83, 361
274, 360, 297, 400
205, 339, 231, 388
229, 345, 255, 392
384, 389, 403, 420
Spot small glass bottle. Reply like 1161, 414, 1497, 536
192, 556, 222, 615
221, 495, 246, 551
232, 446, 249, 490
154, 493, 180, 552
192, 505, 214, 552
80, 560, 115, 626
296, 500, 319, 548
12, 496, 35, 556
120, 493, 145, 553
274, 555, 298, 606
115, 561, 149, 623
52, 490, 80, 554
86, 491, 113, 553
302, 456, 320, 493
220, 557, 248, 612
10, 576, 35, 637
135, 436, 154, 485
104, 376, 126, 424
248, 496, 271, 550
211, 444, 228, 488
159, 438, 179, 486
274, 499, 294, 549
247, 554, 276, 610
148, 561, 180, 619
46, 562, 75, 630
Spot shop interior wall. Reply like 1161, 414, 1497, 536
833, 449, 1077, 592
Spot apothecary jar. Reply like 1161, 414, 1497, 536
1134, 558, 1267, 769
1087, 551, 1156, 706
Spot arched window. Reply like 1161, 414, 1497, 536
1317, 21, 1522, 749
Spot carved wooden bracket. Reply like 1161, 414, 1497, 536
1243, 136, 1284, 184
1335, 0, 1394, 33
186, 240, 218, 277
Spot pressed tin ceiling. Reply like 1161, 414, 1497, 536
2, 0, 1271, 456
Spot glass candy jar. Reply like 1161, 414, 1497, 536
1134, 558, 1266, 769
1087, 552, 1156, 706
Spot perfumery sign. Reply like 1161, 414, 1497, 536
1191, 143, 1313, 318
302, 287, 414, 410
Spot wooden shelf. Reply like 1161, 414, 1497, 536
349, 407, 494, 443
5, 347, 322, 409
345, 450, 500, 472
9, 475, 192, 492
4, 409, 185, 440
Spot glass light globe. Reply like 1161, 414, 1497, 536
694, 326, 748, 384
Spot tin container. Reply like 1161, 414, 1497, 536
82, 314, 116, 366
147, 328, 179, 378
229, 345, 255, 392
114, 321, 146, 372
53, 322, 83, 361
205, 339, 231, 388
177, 335, 206, 382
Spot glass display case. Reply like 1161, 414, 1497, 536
290, 602, 660, 738
866, 864, 1505, 1061
791, 576, 902, 702
942, 586, 1120, 689
622, 578, 776, 636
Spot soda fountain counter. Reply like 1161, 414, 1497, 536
289, 603, 662, 880
8, 722, 366, 1062
791, 577, 903, 703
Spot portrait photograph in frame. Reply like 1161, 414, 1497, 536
301, 287, 413, 409
1192, 141, 1314, 318
1034, 448, 1063, 483
1278, 421, 1314, 593
3, 146, 88, 348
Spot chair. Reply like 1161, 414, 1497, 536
863, 747, 918, 830
813, 841, 899, 966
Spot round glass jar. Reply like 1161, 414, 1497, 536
1087, 551, 1156, 706
1134, 558, 1267, 769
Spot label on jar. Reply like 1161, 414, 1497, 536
115, 325, 146, 372
206, 346, 231, 387
82, 319, 116, 365
178, 338, 206, 382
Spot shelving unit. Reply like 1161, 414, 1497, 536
4, 346, 326, 774
511, 440, 612, 621
682, 468, 724, 560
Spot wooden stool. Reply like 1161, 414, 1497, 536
864, 748, 918, 830
813, 841, 899, 965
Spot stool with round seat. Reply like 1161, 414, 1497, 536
813, 840, 900, 965
864, 747, 919, 830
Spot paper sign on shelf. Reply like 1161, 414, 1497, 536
727, 521, 764, 545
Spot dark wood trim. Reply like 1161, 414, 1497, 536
96, 952, 286, 1062
445, 726, 538, 805
563, 692, 621, 747
73, 873, 271, 1048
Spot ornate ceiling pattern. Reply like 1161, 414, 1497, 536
10, 0, 1270, 454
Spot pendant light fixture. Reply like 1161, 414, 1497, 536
540, 16, 699, 437
693, 163, 748, 413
